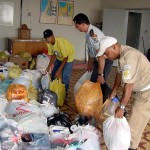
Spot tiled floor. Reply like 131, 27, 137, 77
60, 65, 150, 150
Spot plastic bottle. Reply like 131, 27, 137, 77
102, 97, 120, 118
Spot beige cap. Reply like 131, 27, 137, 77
96, 36, 117, 57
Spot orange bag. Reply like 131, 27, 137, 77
75, 80, 103, 121
6, 84, 29, 102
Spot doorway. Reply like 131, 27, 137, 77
126, 12, 142, 49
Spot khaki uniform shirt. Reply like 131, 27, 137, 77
118, 45, 150, 92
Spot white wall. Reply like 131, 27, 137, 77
127, 9, 150, 54
100, 0, 150, 21
139, 10, 150, 54
101, 0, 150, 54
0, 0, 101, 60
1, 0, 150, 59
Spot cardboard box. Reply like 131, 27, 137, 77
9, 56, 29, 70
0, 58, 8, 66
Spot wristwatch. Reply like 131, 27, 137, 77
97, 73, 104, 76
119, 104, 125, 110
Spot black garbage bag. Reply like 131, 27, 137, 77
38, 89, 58, 107
73, 114, 96, 127
101, 83, 112, 103
47, 112, 72, 129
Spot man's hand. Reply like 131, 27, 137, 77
45, 54, 55, 74
87, 63, 93, 72
115, 107, 124, 118
87, 57, 93, 72
46, 63, 54, 74
97, 75, 105, 84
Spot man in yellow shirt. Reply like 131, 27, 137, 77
43, 29, 75, 93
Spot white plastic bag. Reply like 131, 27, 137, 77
0, 97, 8, 114
65, 124, 101, 150
5, 100, 48, 134
18, 133, 51, 150
74, 71, 92, 95
36, 54, 50, 74
12, 76, 31, 90
103, 116, 131, 150
28, 102, 45, 119
40, 101, 58, 118
21, 69, 42, 89
41, 73, 51, 90
65, 139, 99, 150
49, 125, 70, 142
0, 115, 20, 150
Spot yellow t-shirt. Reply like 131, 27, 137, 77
47, 37, 75, 62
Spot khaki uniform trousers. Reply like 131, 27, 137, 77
128, 89, 150, 149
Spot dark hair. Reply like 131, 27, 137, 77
73, 13, 90, 25
43, 29, 53, 38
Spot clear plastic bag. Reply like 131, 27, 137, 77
5, 100, 49, 134
74, 71, 92, 95
36, 54, 50, 74
66, 124, 101, 150
101, 98, 119, 119
0, 97, 7, 114
0, 79, 13, 95
21, 69, 42, 89
41, 73, 51, 90
49, 125, 70, 140
12, 76, 31, 90
0, 115, 21, 150
40, 102, 59, 118
18, 133, 51, 150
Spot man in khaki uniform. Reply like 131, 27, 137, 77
96, 36, 150, 150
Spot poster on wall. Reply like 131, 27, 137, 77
0, 2, 14, 26
57, 1, 74, 25
40, 0, 57, 24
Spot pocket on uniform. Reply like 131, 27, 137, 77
133, 91, 148, 103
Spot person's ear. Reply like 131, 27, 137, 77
112, 44, 117, 50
